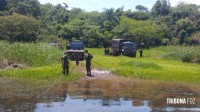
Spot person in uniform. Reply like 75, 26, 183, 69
61, 52, 69, 75
85, 50, 93, 77
139, 49, 143, 57
75, 52, 79, 66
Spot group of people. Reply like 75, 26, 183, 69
104, 48, 143, 57
61, 48, 143, 77
61, 50, 93, 77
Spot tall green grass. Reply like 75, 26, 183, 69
0, 41, 63, 67
146, 46, 200, 63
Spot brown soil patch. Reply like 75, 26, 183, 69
81, 68, 118, 80
0, 59, 25, 69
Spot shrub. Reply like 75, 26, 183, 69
181, 50, 192, 63
163, 46, 200, 63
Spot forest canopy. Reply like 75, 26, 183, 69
0, 0, 200, 47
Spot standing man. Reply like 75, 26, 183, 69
75, 52, 79, 66
85, 50, 93, 77
139, 49, 143, 57
61, 52, 69, 75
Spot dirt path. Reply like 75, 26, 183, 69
81, 68, 118, 80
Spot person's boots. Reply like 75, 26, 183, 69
87, 72, 93, 77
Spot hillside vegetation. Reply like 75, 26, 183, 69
1, 0, 200, 47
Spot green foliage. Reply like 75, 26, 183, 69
1, 0, 200, 47
40, 3, 69, 25
174, 18, 196, 44
58, 11, 106, 47
6, 0, 41, 18
172, 3, 200, 21
124, 9, 150, 20
189, 31, 200, 45
160, 46, 200, 63
0, 41, 63, 67
0, 13, 40, 42
181, 51, 192, 62
113, 16, 163, 47
99, 8, 120, 32
135, 5, 148, 12
151, 0, 171, 16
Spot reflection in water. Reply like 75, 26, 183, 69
132, 99, 144, 107
36, 96, 151, 112
84, 80, 91, 96
1, 77, 200, 112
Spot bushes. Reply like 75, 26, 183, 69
0, 13, 40, 42
0, 41, 63, 67
181, 50, 192, 62
178, 49, 200, 63
163, 46, 200, 63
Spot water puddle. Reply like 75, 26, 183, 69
36, 96, 151, 112
0, 70, 200, 112
34, 77, 200, 112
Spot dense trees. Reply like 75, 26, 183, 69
5, 0, 41, 18
135, 5, 148, 12
0, 13, 40, 42
0, 0, 200, 47
112, 16, 163, 47
40, 3, 69, 25
151, 0, 171, 17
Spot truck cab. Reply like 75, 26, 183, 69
112, 39, 137, 57
66, 40, 84, 61
122, 41, 137, 57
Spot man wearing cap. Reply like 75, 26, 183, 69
61, 52, 69, 75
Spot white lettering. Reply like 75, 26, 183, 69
187, 98, 195, 104
167, 98, 191, 105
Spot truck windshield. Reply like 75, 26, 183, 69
70, 42, 84, 50
124, 43, 133, 47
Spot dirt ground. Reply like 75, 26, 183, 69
81, 68, 118, 80
0, 59, 25, 69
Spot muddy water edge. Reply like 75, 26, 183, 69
0, 71, 200, 112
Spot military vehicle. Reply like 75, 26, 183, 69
112, 39, 137, 57
66, 40, 84, 61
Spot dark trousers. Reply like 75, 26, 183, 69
86, 63, 91, 76
63, 66, 69, 75
76, 60, 79, 66
140, 53, 143, 57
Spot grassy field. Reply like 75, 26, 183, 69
0, 41, 200, 83
87, 46, 200, 83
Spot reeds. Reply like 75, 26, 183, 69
0, 41, 63, 67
